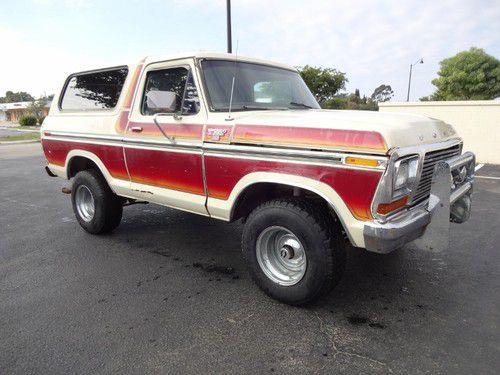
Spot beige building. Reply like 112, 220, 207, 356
379, 100, 500, 164
0, 101, 51, 124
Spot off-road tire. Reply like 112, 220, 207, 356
71, 169, 123, 234
242, 198, 346, 305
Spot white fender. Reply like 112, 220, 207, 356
206, 172, 367, 248
63, 150, 131, 196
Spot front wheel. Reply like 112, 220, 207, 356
71, 169, 123, 234
242, 199, 346, 305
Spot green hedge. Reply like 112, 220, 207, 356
19, 115, 38, 126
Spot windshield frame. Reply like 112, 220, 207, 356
197, 58, 319, 112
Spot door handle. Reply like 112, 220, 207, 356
130, 126, 143, 133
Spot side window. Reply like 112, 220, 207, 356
141, 67, 199, 116
60, 67, 128, 110
182, 73, 201, 115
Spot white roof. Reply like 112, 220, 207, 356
141, 52, 297, 71
62, 52, 298, 78
0, 101, 32, 110
0, 101, 52, 111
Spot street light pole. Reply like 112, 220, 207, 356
406, 58, 423, 102
406, 64, 413, 102
226, 0, 232, 53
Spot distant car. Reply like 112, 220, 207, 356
41, 52, 475, 305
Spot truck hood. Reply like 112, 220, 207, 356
231, 109, 458, 154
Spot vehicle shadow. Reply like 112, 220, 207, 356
115, 205, 416, 311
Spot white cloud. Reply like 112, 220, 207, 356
4, 0, 500, 100
0, 24, 102, 97
32, 0, 91, 8
222, 0, 500, 100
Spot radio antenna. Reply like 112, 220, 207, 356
226, 40, 239, 121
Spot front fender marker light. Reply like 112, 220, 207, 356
345, 156, 380, 167
377, 196, 409, 215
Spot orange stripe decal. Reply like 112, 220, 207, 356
115, 64, 143, 134
233, 125, 387, 152
124, 64, 143, 108
125, 122, 203, 139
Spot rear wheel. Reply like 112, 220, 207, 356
242, 199, 346, 305
71, 169, 123, 234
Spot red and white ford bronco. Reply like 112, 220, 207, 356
41, 53, 475, 304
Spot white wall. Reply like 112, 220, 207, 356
379, 100, 500, 164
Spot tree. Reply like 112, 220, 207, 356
322, 91, 378, 111
423, 47, 500, 101
298, 66, 347, 103
321, 84, 392, 111
0, 91, 35, 103
27, 98, 48, 122
371, 84, 394, 102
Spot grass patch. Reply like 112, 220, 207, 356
0, 133, 40, 142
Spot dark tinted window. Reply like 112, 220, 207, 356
141, 67, 199, 116
60, 67, 128, 110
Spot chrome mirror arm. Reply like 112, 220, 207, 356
153, 113, 175, 143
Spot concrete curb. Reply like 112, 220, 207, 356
0, 126, 40, 133
0, 140, 41, 145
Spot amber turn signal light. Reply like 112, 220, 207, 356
377, 196, 409, 215
345, 156, 380, 167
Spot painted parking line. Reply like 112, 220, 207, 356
475, 175, 500, 180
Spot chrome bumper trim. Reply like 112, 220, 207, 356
363, 207, 431, 253
450, 181, 472, 204
364, 151, 475, 253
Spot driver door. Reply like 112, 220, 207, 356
123, 59, 208, 216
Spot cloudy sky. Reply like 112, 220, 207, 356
1, 0, 499, 101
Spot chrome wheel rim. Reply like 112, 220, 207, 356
256, 226, 307, 286
75, 185, 95, 222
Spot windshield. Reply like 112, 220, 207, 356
201, 60, 320, 111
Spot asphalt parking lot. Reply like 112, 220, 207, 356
1, 143, 499, 374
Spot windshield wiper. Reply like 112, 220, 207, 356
241, 105, 289, 110
289, 101, 313, 109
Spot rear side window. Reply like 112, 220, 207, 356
60, 67, 128, 110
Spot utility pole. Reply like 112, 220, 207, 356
406, 58, 424, 102
406, 64, 413, 102
226, 0, 232, 53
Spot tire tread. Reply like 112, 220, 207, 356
242, 198, 346, 305
72, 169, 123, 234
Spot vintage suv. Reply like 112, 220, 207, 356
41, 53, 475, 305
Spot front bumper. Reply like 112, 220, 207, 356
363, 152, 475, 253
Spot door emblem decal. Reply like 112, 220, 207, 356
207, 128, 228, 141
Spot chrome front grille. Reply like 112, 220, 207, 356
411, 144, 462, 204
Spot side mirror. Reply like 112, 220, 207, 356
147, 90, 183, 121
146, 91, 177, 113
